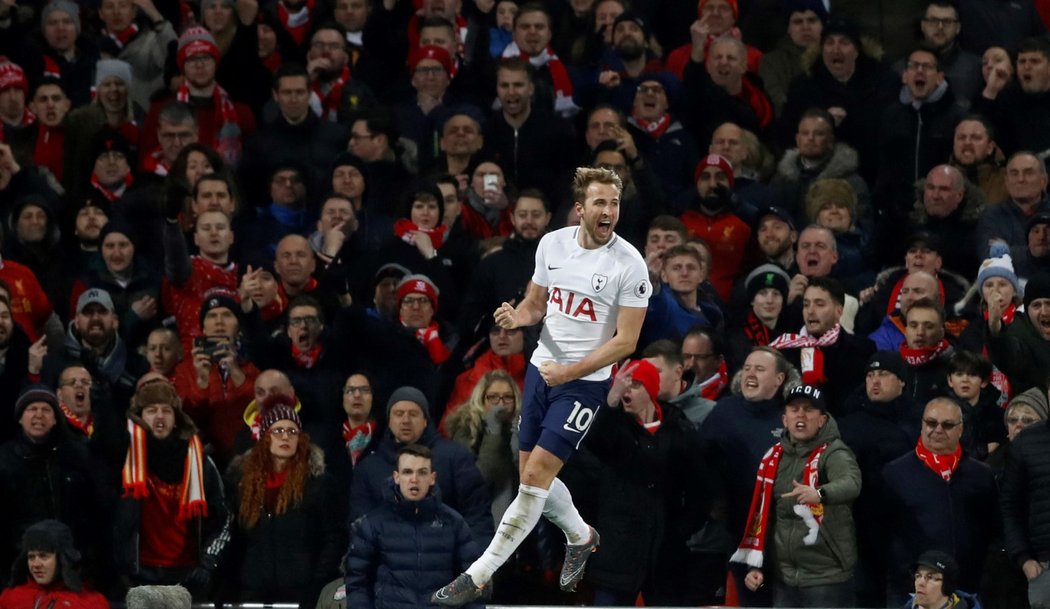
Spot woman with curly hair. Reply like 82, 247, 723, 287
445, 370, 520, 526
227, 400, 345, 608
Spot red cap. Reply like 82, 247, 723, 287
0, 57, 27, 93
630, 360, 662, 406
694, 154, 735, 188
396, 274, 440, 310
410, 45, 453, 77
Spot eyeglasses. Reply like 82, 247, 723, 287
270, 427, 300, 437
59, 378, 93, 388
484, 393, 515, 405
906, 61, 938, 72
1008, 415, 1040, 425
922, 17, 958, 27
401, 296, 432, 307
914, 572, 944, 583
344, 385, 372, 395
923, 418, 961, 431
288, 315, 320, 327
310, 41, 345, 52
636, 84, 665, 95
415, 66, 446, 76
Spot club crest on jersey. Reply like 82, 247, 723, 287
591, 274, 608, 292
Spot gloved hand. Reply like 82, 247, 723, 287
484, 403, 507, 435
415, 323, 450, 364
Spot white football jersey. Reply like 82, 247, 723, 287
530, 226, 651, 381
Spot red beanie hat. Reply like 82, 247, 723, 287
694, 153, 736, 188
630, 360, 662, 405
698, 0, 739, 19
177, 27, 221, 71
396, 274, 440, 310
410, 45, 453, 77
0, 57, 27, 93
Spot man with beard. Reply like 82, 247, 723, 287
433, 167, 650, 604
974, 37, 1050, 156
626, 74, 699, 207
575, 12, 668, 113
68, 197, 109, 261
893, 1, 980, 107
752, 206, 798, 271
307, 24, 373, 123
458, 190, 550, 340
114, 379, 230, 596
949, 115, 1007, 206
42, 288, 147, 406
770, 277, 874, 414
679, 154, 749, 301
988, 273, 1050, 393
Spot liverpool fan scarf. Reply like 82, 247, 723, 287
90, 171, 134, 202
176, 82, 242, 165
915, 439, 961, 482
633, 113, 671, 140
899, 338, 951, 366
312, 65, 350, 121
122, 420, 208, 520
742, 309, 772, 347
696, 360, 729, 400
59, 402, 93, 437
770, 324, 842, 385
342, 418, 375, 465
141, 148, 169, 177
731, 441, 828, 567
277, 0, 315, 44
103, 24, 140, 51
291, 343, 321, 369
983, 305, 1015, 404
501, 42, 576, 116
394, 218, 447, 250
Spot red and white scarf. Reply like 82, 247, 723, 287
915, 439, 961, 482
141, 148, 170, 177
695, 360, 729, 401
277, 0, 315, 44
394, 218, 447, 250
311, 65, 349, 122
176, 82, 242, 166
104, 24, 140, 50
291, 342, 321, 369
59, 402, 93, 438
122, 420, 208, 521
342, 418, 375, 465
731, 441, 828, 568
899, 338, 951, 367
632, 113, 671, 140
770, 324, 841, 386
501, 42, 577, 116
90, 171, 133, 202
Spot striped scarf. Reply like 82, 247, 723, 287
501, 42, 578, 116
176, 83, 242, 166
122, 420, 208, 521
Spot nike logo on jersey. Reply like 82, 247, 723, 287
548, 265, 562, 270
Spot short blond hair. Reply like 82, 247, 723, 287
572, 166, 622, 204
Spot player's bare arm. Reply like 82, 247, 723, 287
494, 281, 548, 330
540, 305, 647, 386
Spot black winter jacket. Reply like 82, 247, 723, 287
1001, 421, 1050, 565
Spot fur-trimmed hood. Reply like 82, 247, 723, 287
909, 177, 986, 225
777, 143, 861, 182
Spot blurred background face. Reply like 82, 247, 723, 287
787, 10, 822, 47
1006, 404, 1042, 441
343, 373, 373, 421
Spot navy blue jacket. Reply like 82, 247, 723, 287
349, 427, 493, 544
346, 486, 483, 609
882, 451, 998, 598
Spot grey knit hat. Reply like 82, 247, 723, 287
386, 386, 430, 421
41, 0, 80, 34
1008, 387, 1050, 421
95, 59, 132, 88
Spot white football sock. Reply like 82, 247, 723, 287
543, 477, 590, 545
465, 484, 549, 584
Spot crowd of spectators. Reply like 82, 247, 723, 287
0, 0, 1050, 606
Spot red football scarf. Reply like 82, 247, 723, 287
311, 65, 349, 122
502, 42, 576, 116
122, 420, 208, 520
632, 112, 671, 140
899, 338, 951, 367
141, 148, 169, 176
291, 342, 321, 369
394, 218, 447, 250
277, 0, 315, 44
770, 324, 841, 385
43, 56, 61, 80
915, 439, 961, 482
176, 82, 242, 166
60, 402, 93, 437
342, 418, 375, 465
742, 309, 772, 347
696, 360, 729, 401
731, 441, 828, 567
104, 24, 140, 50
90, 171, 133, 202
33, 125, 65, 181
